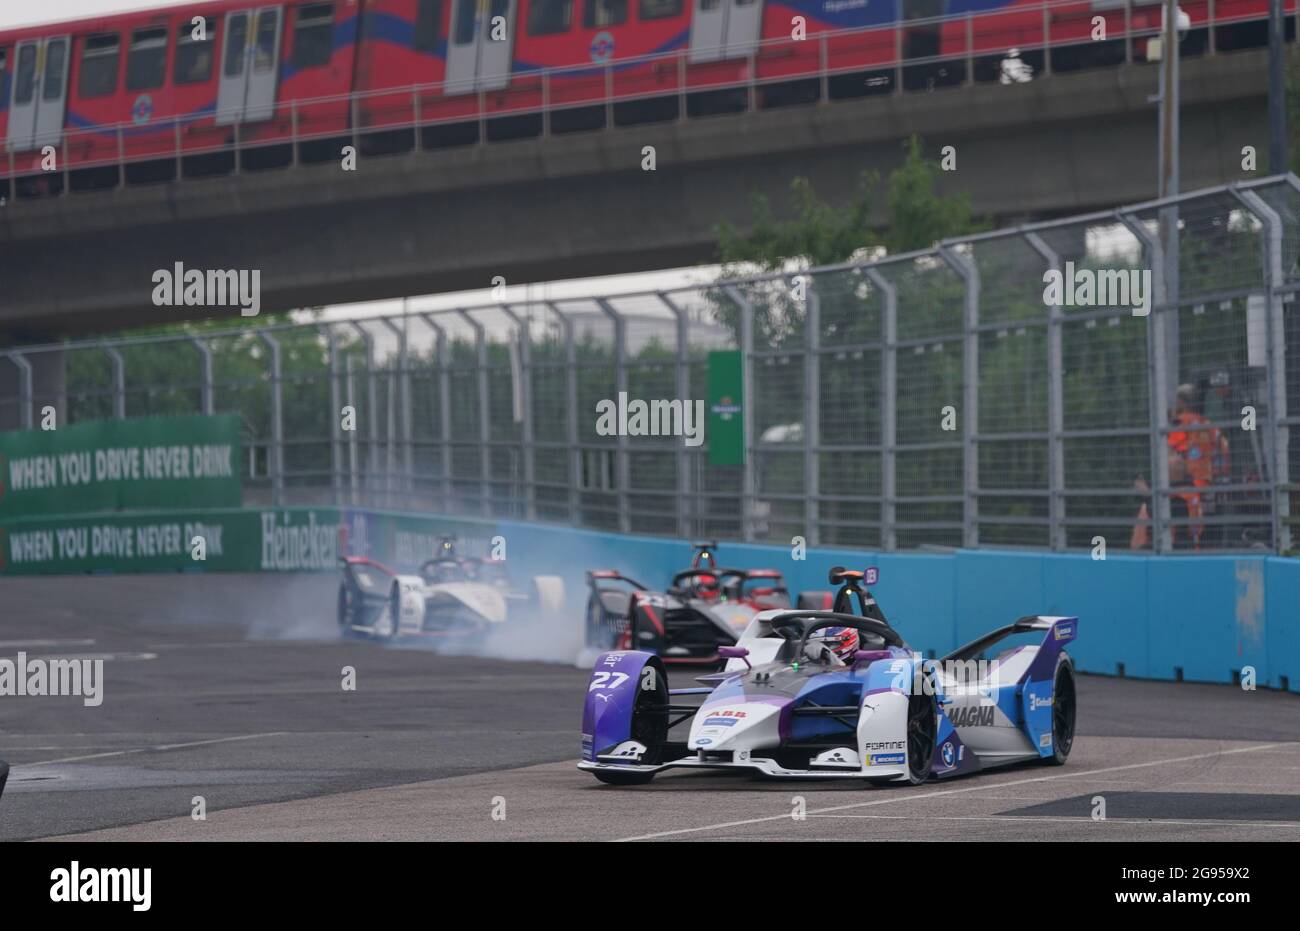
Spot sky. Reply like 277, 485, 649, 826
0, 1, 197, 31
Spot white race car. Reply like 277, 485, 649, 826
338, 538, 565, 645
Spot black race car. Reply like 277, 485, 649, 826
584, 541, 827, 667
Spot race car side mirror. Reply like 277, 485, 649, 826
718, 646, 751, 669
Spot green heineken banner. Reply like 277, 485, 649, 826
0, 415, 242, 519
0, 507, 340, 575
707, 350, 745, 467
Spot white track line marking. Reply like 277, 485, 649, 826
615, 742, 1288, 841
0, 639, 96, 648
18, 732, 288, 767
806, 813, 1300, 829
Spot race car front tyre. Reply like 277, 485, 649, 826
337, 583, 353, 635
1043, 654, 1077, 765
591, 660, 667, 786
901, 691, 938, 785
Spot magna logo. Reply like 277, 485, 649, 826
948, 705, 995, 727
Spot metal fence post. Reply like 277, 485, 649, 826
658, 292, 692, 539
190, 336, 214, 416
805, 278, 821, 547
1118, 211, 1172, 553
1235, 186, 1291, 552
102, 344, 126, 419
345, 353, 359, 506
318, 325, 342, 507
1125, 0, 1134, 63
1025, 231, 1067, 551
551, 302, 582, 526
174, 117, 183, 180
724, 285, 756, 542
419, 314, 454, 513
501, 305, 537, 522
380, 316, 414, 502
61, 132, 70, 196
116, 126, 126, 188
6, 352, 35, 430
290, 99, 300, 168
866, 268, 897, 552
257, 330, 284, 507
349, 322, 378, 507
597, 299, 631, 534
457, 310, 491, 517
939, 245, 980, 549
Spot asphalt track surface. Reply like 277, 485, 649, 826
1, 573, 1297, 841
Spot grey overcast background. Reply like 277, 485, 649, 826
1, 1, 196, 30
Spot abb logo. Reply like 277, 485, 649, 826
707, 710, 747, 718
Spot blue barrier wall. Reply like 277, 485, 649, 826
494, 520, 1300, 693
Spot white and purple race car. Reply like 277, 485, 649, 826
579, 567, 1077, 785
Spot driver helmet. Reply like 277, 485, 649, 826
808, 626, 860, 662
695, 573, 721, 600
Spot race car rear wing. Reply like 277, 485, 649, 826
942, 615, 1078, 663
586, 570, 648, 591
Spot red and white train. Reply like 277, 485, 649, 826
0, 0, 1288, 188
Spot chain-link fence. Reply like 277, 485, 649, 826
4, 175, 1298, 554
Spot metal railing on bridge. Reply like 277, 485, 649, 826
3, 174, 1298, 554
2, 0, 1290, 197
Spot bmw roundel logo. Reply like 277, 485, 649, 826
590, 31, 614, 63
941, 741, 955, 767
131, 94, 154, 126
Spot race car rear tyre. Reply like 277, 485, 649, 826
901, 691, 938, 785
337, 583, 354, 636
1044, 654, 1077, 765
796, 591, 833, 611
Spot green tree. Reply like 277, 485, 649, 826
713, 135, 982, 271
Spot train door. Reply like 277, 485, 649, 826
7, 36, 69, 152
445, 0, 515, 94
216, 6, 283, 124
689, 0, 763, 63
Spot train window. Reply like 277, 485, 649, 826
175, 18, 216, 84
415, 0, 442, 51
253, 11, 279, 73
639, 0, 682, 17
453, 0, 475, 45
528, 0, 573, 35
699, 0, 720, 9
15, 44, 36, 105
225, 14, 248, 76
79, 34, 121, 98
293, 3, 334, 69
43, 39, 67, 101
127, 27, 167, 91
584, 0, 626, 27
